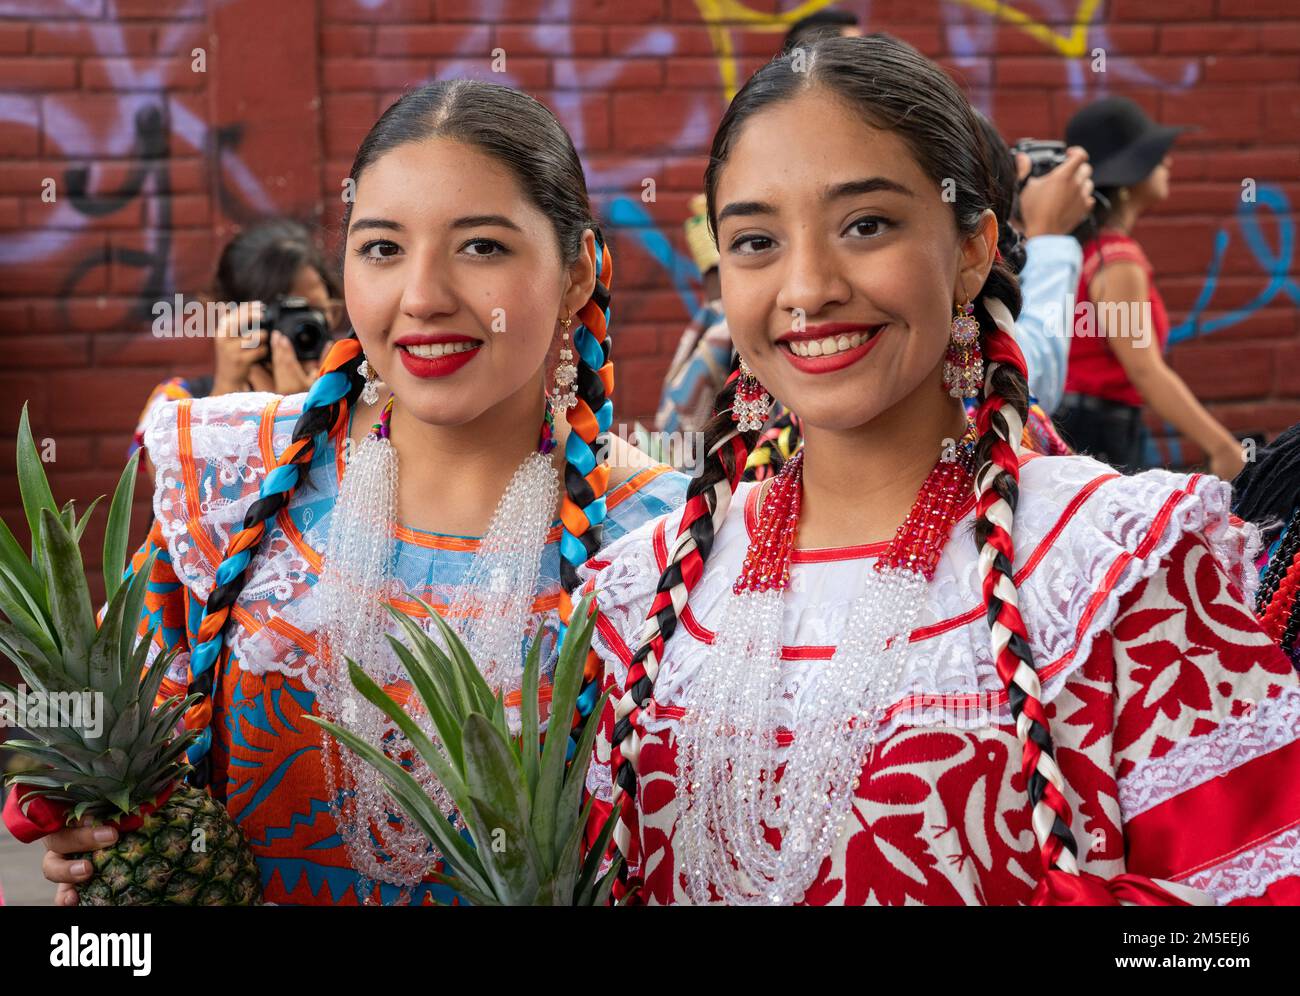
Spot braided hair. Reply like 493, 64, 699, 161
181, 80, 613, 787
605, 33, 1084, 898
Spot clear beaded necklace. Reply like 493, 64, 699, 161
315, 392, 560, 904
675, 421, 977, 905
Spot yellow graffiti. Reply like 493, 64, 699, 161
697, 0, 1105, 100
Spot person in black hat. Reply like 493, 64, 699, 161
1054, 96, 1243, 480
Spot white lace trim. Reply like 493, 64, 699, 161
1183, 823, 1300, 904
143, 389, 288, 604
1120, 684, 1300, 820
578, 455, 1262, 741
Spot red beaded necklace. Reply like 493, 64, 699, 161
736, 419, 979, 595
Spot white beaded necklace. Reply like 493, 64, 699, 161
315, 392, 560, 904
675, 426, 977, 905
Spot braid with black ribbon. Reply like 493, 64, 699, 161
181, 336, 366, 789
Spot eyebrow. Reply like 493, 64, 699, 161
347, 214, 524, 235
715, 176, 916, 225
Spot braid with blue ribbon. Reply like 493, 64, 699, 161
181, 336, 365, 788
556, 233, 614, 755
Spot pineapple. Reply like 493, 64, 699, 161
308, 591, 622, 905
0, 403, 261, 905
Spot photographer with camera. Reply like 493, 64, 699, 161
1009, 138, 1095, 416
1056, 97, 1243, 478
129, 218, 343, 480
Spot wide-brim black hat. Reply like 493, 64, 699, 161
1065, 96, 1194, 188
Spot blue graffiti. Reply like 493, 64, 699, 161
1144, 185, 1298, 467
606, 194, 703, 316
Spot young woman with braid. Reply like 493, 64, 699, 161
28, 80, 689, 907
577, 35, 1300, 906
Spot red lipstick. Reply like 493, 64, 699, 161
777, 323, 887, 375
394, 332, 484, 379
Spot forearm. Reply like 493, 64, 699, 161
1131, 362, 1237, 459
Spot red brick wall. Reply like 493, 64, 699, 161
2, 0, 1299, 592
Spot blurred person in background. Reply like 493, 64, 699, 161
129, 217, 344, 480
655, 194, 731, 436
1055, 97, 1244, 478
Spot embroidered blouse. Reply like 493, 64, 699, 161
126, 390, 690, 905
578, 452, 1300, 905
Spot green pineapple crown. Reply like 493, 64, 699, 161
0, 403, 195, 825
308, 591, 623, 906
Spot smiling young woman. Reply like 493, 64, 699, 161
578, 34, 1300, 906
23, 80, 691, 907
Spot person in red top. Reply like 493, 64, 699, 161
1056, 97, 1244, 479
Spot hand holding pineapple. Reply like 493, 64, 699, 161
0, 404, 261, 905
40, 817, 118, 906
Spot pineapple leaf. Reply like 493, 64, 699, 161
341, 657, 469, 804
107, 701, 141, 751
460, 712, 544, 890
385, 633, 463, 771
107, 786, 132, 815
384, 606, 472, 723
118, 549, 159, 680
591, 861, 622, 907
37, 508, 94, 687
0, 514, 49, 624
0, 588, 62, 675
86, 575, 132, 690
427, 870, 501, 908
305, 714, 493, 896
520, 631, 542, 797
17, 403, 59, 570
72, 496, 104, 546
136, 640, 180, 713
535, 593, 597, 864
574, 796, 623, 905
0, 619, 75, 694
58, 499, 76, 534
552, 686, 612, 862
464, 792, 541, 905
411, 594, 497, 716
102, 450, 141, 602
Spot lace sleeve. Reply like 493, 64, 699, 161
576, 507, 680, 693
142, 390, 284, 600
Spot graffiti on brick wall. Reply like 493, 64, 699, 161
0, 11, 276, 327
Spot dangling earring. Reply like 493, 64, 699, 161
553, 314, 579, 411
358, 357, 380, 405
942, 301, 983, 399
732, 357, 771, 432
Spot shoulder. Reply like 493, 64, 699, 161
599, 436, 693, 542
144, 391, 315, 598
997, 453, 1258, 673
1082, 234, 1152, 288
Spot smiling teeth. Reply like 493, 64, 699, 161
789, 331, 869, 357
404, 341, 480, 358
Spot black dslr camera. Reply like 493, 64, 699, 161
1009, 138, 1069, 185
253, 296, 331, 362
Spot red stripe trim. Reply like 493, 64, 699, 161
596, 612, 635, 667
1125, 733, 1300, 882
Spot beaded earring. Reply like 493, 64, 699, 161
732, 357, 772, 432
554, 314, 578, 410
357, 356, 380, 405
941, 301, 983, 399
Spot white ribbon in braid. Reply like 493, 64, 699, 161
613, 428, 743, 775
975, 293, 1079, 875
609, 425, 748, 870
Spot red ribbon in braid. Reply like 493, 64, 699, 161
977, 311, 1196, 904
